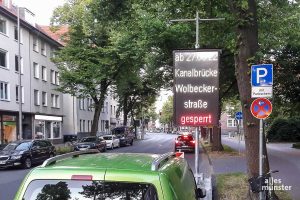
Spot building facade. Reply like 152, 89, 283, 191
1, 1, 127, 144
0, 2, 64, 143
62, 92, 124, 136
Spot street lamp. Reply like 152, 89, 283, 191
17, 6, 23, 140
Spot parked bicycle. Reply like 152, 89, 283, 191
248, 170, 279, 200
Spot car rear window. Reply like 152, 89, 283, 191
177, 135, 194, 141
23, 180, 158, 200
103, 136, 112, 140
81, 137, 97, 142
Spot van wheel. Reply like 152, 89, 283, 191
22, 157, 32, 169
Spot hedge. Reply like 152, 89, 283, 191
267, 117, 300, 142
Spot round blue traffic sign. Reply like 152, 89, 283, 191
235, 111, 243, 120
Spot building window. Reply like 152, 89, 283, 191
0, 81, 9, 101
33, 36, 39, 52
42, 66, 47, 81
33, 62, 39, 78
41, 41, 46, 56
0, 49, 7, 68
82, 120, 85, 132
87, 120, 90, 132
227, 119, 237, 128
79, 119, 82, 132
34, 90, 40, 105
50, 47, 56, 58
53, 122, 60, 138
55, 71, 59, 85
51, 70, 59, 85
16, 85, 24, 103
42, 92, 47, 106
110, 105, 112, 115
0, 18, 7, 34
51, 94, 60, 108
114, 106, 116, 115
87, 98, 93, 111
15, 55, 23, 73
79, 98, 85, 110
106, 102, 108, 113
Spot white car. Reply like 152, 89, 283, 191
102, 135, 120, 149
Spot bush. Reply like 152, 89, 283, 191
56, 146, 73, 155
267, 117, 300, 142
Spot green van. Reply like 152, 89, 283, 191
14, 150, 206, 200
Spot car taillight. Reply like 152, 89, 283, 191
175, 140, 179, 144
191, 140, 196, 144
71, 175, 93, 181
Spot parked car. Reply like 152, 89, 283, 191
111, 126, 134, 146
14, 150, 206, 200
73, 136, 106, 152
0, 140, 56, 169
174, 133, 196, 152
102, 135, 120, 149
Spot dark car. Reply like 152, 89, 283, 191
0, 140, 56, 169
111, 126, 134, 147
73, 136, 106, 152
174, 133, 196, 152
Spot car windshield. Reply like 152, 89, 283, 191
103, 136, 112, 140
23, 180, 158, 200
3, 142, 31, 151
80, 137, 96, 142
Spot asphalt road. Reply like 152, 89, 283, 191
0, 132, 211, 200
222, 136, 300, 200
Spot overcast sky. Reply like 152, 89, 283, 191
13, 0, 65, 25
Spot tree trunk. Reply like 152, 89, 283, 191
91, 101, 101, 136
211, 126, 224, 151
91, 80, 109, 136
230, 0, 270, 198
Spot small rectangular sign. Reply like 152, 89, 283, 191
251, 86, 273, 98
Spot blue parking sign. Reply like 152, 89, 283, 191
251, 64, 273, 86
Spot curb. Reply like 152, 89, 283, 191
200, 141, 214, 200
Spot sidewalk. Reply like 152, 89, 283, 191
220, 136, 299, 200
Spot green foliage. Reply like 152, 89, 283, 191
267, 117, 300, 142
160, 96, 173, 125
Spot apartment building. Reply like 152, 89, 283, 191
62, 92, 124, 136
0, 2, 63, 143
0, 1, 127, 144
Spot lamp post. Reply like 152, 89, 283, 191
17, 6, 23, 140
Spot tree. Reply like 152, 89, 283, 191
228, 1, 299, 199
51, 0, 136, 135
159, 96, 173, 130
36, 182, 71, 200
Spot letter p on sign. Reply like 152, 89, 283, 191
251, 64, 273, 87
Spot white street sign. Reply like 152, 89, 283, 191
251, 86, 273, 98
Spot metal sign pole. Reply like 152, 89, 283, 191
195, 126, 200, 183
237, 119, 240, 154
259, 119, 264, 200
170, 11, 225, 49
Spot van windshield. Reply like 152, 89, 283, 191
22, 180, 158, 200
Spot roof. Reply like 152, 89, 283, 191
42, 153, 160, 172
39, 25, 68, 46
0, 4, 65, 47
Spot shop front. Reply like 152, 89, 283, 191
34, 115, 63, 144
0, 111, 33, 144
